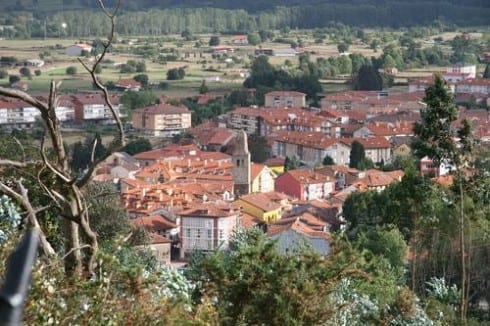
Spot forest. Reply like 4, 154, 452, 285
1, 0, 490, 36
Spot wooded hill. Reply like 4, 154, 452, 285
5, 0, 490, 27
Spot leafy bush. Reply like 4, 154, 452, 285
66, 66, 77, 75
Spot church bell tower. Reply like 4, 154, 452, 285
232, 130, 251, 196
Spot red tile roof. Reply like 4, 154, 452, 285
133, 103, 189, 115
265, 91, 306, 97
286, 169, 332, 184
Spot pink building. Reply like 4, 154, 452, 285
275, 169, 335, 201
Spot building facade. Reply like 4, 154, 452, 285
132, 103, 192, 137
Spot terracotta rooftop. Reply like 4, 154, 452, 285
237, 192, 282, 212
267, 218, 330, 240
132, 215, 177, 232
286, 169, 332, 184
133, 103, 189, 115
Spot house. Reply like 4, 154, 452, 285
315, 164, 361, 191
133, 233, 172, 266
420, 156, 453, 177
250, 163, 276, 193
232, 35, 248, 45
275, 169, 335, 201
447, 63, 476, 79
132, 214, 179, 242
132, 103, 192, 137
287, 199, 342, 231
25, 59, 44, 67
179, 202, 240, 257
0, 98, 40, 130
211, 46, 234, 54
188, 121, 234, 151
267, 218, 331, 255
272, 131, 351, 166
70, 93, 123, 124
94, 152, 140, 181
264, 157, 286, 175
115, 78, 141, 91
234, 192, 283, 223
65, 43, 93, 56
350, 169, 404, 192
264, 91, 306, 108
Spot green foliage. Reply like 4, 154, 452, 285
19, 66, 31, 77
244, 55, 322, 103
412, 75, 458, 166
323, 155, 334, 165
133, 73, 149, 87
0, 69, 8, 79
349, 140, 372, 169
352, 65, 383, 91
119, 63, 136, 73
284, 155, 300, 171
356, 227, 408, 279
123, 137, 152, 155
8, 74, 20, 85
69, 133, 107, 172
0, 195, 21, 243
167, 67, 185, 80
248, 134, 270, 163
198, 80, 208, 94
85, 182, 132, 244
65, 66, 77, 75
208, 35, 220, 46
34, 69, 42, 76
337, 42, 349, 53
247, 32, 261, 45
483, 64, 490, 79
120, 90, 159, 111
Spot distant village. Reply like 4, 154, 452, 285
1, 62, 489, 267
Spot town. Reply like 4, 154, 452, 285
0, 0, 490, 323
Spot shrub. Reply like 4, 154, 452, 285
66, 66, 77, 75
0, 69, 8, 79
9, 75, 20, 84
119, 64, 136, 74
34, 70, 42, 76
19, 67, 32, 77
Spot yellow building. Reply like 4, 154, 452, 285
235, 192, 282, 223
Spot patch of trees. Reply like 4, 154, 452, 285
120, 90, 159, 111
244, 55, 322, 105
6, 3, 490, 38
166, 67, 186, 80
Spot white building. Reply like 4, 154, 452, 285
447, 64, 476, 79
179, 202, 240, 258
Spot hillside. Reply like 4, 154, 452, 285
4, 0, 490, 27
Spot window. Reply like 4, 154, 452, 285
197, 229, 201, 238
236, 159, 240, 167
207, 229, 212, 239
219, 230, 224, 239
186, 228, 190, 238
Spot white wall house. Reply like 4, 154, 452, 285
179, 203, 239, 258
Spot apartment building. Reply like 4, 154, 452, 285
70, 93, 123, 124
264, 91, 306, 108
179, 202, 240, 257
132, 103, 191, 137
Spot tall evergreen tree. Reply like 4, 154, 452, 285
353, 64, 383, 91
